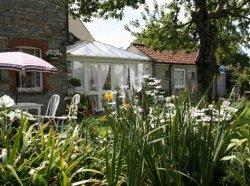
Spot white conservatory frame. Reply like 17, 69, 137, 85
67, 55, 150, 110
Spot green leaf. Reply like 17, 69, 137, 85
8, 117, 27, 164
6, 165, 23, 186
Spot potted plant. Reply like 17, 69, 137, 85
69, 77, 81, 89
45, 49, 62, 60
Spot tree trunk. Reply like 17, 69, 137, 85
193, 0, 217, 101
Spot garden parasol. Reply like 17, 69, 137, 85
0, 52, 57, 103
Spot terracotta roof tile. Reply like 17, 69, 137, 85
133, 43, 197, 65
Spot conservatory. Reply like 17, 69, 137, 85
67, 41, 150, 109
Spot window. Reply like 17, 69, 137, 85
0, 70, 8, 81
72, 61, 84, 89
165, 70, 170, 79
191, 72, 196, 81
173, 69, 186, 89
18, 71, 42, 89
16, 47, 43, 91
17, 47, 41, 58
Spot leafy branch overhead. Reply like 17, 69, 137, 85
127, 0, 250, 52
57, 0, 146, 21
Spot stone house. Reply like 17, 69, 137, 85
127, 43, 198, 95
0, 0, 94, 113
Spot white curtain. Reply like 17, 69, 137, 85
123, 65, 129, 86
137, 63, 144, 85
129, 64, 136, 87
89, 64, 98, 91
113, 64, 124, 89
100, 64, 110, 90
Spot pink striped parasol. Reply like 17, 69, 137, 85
0, 52, 57, 72
0, 52, 57, 103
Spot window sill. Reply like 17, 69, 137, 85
0, 79, 9, 83
18, 91, 48, 95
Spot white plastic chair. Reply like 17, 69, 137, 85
39, 94, 60, 125
45, 94, 60, 117
55, 94, 80, 130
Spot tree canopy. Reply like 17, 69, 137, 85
127, 0, 249, 56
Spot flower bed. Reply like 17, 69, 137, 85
0, 79, 249, 185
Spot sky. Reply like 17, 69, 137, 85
85, 0, 250, 55
85, 0, 166, 49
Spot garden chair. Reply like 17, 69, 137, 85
37, 94, 60, 126
55, 94, 80, 130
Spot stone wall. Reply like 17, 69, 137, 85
0, 0, 68, 114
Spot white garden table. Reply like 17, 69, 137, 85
12, 103, 44, 115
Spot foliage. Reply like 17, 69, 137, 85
57, 0, 145, 21
65, 93, 94, 119
127, 0, 250, 52
0, 116, 105, 185
221, 101, 250, 185
218, 49, 250, 67
232, 66, 250, 94
100, 77, 248, 185
0, 80, 249, 185
69, 77, 81, 87
222, 138, 250, 185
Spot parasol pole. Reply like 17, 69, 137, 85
15, 71, 19, 104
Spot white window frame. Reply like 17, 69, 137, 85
16, 46, 42, 58
16, 46, 43, 92
173, 69, 186, 89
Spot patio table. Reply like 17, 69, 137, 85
12, 103, 44, 115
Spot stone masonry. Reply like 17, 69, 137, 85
0, 0, 68, 113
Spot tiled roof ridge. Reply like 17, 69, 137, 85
132, 43, 197, 65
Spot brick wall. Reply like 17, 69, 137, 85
0, 0, 68, 114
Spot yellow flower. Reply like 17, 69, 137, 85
103, 91, 114, 102
100, 115, 108, 122
121, 102, 130, 110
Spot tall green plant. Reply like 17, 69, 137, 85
101, 77, 245, 185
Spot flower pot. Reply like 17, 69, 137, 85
49, 56, 60, 60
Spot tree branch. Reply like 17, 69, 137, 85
229, 11, 250, 21
209, 0, 249, 20
174, 20, 193, 29
214, 0, 228, 13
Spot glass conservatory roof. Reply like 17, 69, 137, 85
67, 41, 148, 61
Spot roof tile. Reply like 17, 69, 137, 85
133, 43, 197, 65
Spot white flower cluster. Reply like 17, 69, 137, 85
191, 101, 238, 123
7, 109, 35, 121
113, 76, 239, 127
45, 49, 62, 57
0, 95, 35, 121
0, 95, 14, 108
